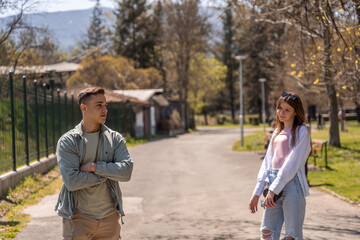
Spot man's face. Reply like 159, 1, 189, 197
81, 94, 108, 124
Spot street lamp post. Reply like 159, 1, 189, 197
235, 55, 247, 147
259, 78, 266, 132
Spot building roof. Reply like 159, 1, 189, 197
0, 62, 80, 74
113, 89, 163, 102
153, 94, 169, 106
63, 83, 150, 106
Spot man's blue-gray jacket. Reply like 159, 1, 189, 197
55, 122, 133, 220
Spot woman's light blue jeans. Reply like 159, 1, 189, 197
260, 169, 306, 240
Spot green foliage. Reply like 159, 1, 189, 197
188, 54, 227, 114
0, 98, 11, 130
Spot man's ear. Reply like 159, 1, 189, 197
80, 103, 87, 113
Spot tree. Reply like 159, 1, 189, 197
163, 0, 210, 130
0, 0, 33, 45
85, 0, 107, 49
113, 0, 154, 68
67, 55, 162, 90
188, 54, 226, 124
233, 0, 360, 146
229, 3, 286, 124
151, 0, 167, 90
0, 0, 64, 70
223, 6, 237, 123
0, 26, 63, 72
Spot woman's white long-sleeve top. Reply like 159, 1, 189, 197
253, 125, 312, 197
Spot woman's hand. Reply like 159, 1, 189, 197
263, 190, 276, 208
249, 195, 259, 214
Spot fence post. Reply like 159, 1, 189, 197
51, 84, 55, 151
57, 89, 61, 138
9, 72, 16, 171
64, 91, 68, 131
71, 94, 75, 125
43, 83, 48, 157
34, 80, 40, 161
23, 75, 29, 166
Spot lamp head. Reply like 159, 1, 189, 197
259, 78, 266, 83
235, 55, 247, 61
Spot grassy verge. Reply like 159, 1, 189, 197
308, 121, 360, 204
232, 130, 268, 152
198, 123, 265, 129
0, 166, 63, 239
125, 134, 166, 147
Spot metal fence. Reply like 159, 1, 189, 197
0, 73, 134, 174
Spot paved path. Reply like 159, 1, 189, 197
15, 127, 360, 239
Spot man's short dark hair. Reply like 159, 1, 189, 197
78, 87, 105, 106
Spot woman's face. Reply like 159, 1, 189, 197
277, 102, 296, 125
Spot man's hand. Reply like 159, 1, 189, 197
80, 163, 97, 172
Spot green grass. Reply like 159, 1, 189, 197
125, 134, 166, 147
196, 113, 265, 128
0, 166, 63, 239
233, 130, 268, 151
308, 121, 360, 203
198, 123, 265, 129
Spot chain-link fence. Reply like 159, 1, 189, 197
0, 73, 134, 174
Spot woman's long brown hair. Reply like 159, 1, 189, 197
273, 92, 308, 148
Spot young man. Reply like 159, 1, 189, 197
55, 87, 133, 240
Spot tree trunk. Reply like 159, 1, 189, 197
184, 91, 189, 131
326, 83, 340, 146
177, 59, 185, 132
183, 48, 190, 131
224, 7, 236, 124
204, 111, 208, 125
323, 24, 340, 146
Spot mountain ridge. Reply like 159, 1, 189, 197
1, 7, 114, 51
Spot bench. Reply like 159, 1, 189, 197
310, 139, 328, 168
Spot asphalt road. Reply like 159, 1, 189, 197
15, 127, 360, 240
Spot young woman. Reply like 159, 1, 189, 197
249, 92, 311, 240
